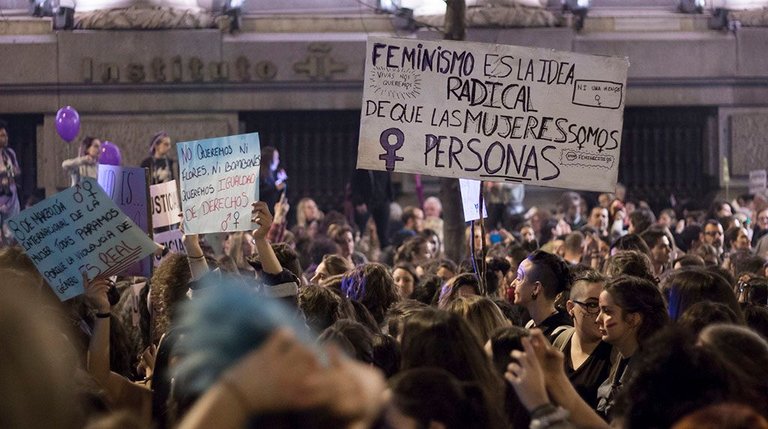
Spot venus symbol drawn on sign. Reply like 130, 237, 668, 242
378, 128, 405, 172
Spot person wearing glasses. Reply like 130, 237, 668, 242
752, 208, 768, 247
700, 219, 725, 259
553, 267, 614, 410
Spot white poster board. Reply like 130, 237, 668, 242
749, 169, 767, 197
459, 179, 488, 222
150, 180, 182, 228
176, 133, 261, 234
8, 178, 158, 301
357, 37, 629, 193
152, 229, 185, 268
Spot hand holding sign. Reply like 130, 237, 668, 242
251, 201, 273, 240
83, 272, 112, 313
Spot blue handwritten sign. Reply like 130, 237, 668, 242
98, 164, 152, 277
7, 178, 158, 301
177, 133, 261, 234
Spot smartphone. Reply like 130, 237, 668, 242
490, 232, 502, 244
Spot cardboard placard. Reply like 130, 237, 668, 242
8, 178, 158, 301
152, 228, 185, 268
177, 133, 261, 234
150, 180, 182, 229
749, 169, 767, 197
98, 164, 152, 277
357, 37, 629, 193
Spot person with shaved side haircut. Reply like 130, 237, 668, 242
511, 250, 573, 341
554, 268, 614, 409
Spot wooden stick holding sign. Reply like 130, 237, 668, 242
176, 133, 261, 235
7, 177, 158, 301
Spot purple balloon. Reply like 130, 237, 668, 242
55, 106, 80, 142
100, 141, 122, 166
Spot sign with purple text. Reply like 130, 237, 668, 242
177, 133, 260, 234
7, 178, 158, 301
98, 164, 152, 277
357, 37, 629, 192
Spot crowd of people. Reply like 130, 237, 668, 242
3, 113, 768, 427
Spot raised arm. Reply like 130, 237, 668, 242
181, 217, 210, 281
251, 201, 280, 274
62, 155, 94, 171
85, 275, 153, 425
84, 274, 113, 385
267, 193, 289, 243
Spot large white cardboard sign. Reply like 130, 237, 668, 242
357, 37, 630, 192
8, 178, 158, 301
177, 133, 261, 234
150, 180, 182, 229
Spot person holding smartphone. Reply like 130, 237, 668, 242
259, 146, 287, 214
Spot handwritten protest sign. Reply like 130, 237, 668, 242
153, 229, 185, 268
459, 179, 488, 222
150, 180, 182, 228
749, 170, 767, 198
8, 178, 158, 301
357, 37, 629, 193
98, 165, 152, 277
177, 133, 260, 234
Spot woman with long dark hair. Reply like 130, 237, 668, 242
400, 308, 508, 429
595, 275, 669, 418
62, 136, 101, 186
141, 131, 176, 185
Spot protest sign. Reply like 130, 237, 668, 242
749, 169, 767, 197
8, 178, 158, 301
177, 133, 260, 234
98, 164, 152, 277
152, 229, 185, 268
150, 180, 182, 228
459, 179, 488, 222
357, 37, 630, 193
